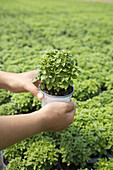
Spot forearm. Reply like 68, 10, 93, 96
0, 71, 13, 90
0, 112, 43, 150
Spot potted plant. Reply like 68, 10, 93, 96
33, 49, 80, 107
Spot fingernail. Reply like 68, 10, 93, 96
37, 92, 43, 99
73, 102, 77, 107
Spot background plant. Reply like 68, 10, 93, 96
94, 158, 113, 169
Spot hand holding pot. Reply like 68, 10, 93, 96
37, 101, 76, 132
0, 70, 44, 99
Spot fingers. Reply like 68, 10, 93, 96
26, 82, 44, 99
65, 101, 77, 112
37, 91, 44, 99
66, 103, 76, 126
27, 70, 38, 78
67, 109, 76, 124
27, 70, 44, 99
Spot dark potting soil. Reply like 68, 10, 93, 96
42, 86, 73, 96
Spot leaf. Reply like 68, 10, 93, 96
32, 78, 38, 83
47, 84, 52, 90
41, 84, 45, 89
41, 75, 46, 81
56, 58, 61, 63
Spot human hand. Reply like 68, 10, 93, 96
5, 70, 44, 99
35, 101, 76, 132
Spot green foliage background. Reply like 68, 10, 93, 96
0, 0, 113, 169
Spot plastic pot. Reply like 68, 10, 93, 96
39, 85, 74, 107
0, 151, 6, 170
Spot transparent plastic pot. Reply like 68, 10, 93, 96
0, 151, 6, 170
39, 85, 74, 107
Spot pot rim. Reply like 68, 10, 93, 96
39, 84, 74, 98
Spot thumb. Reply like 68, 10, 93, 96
26, 82, 44, 99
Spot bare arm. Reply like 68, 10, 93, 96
0, 111, 42, 150
0, 101, 76, 151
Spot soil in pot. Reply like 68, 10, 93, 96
42, 85, 73, 96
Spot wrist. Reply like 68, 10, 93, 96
30, 110, 45, 134
0, 71, 19, 91
0, 71, 11, 90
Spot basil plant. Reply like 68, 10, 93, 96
34, 49, 80, 95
